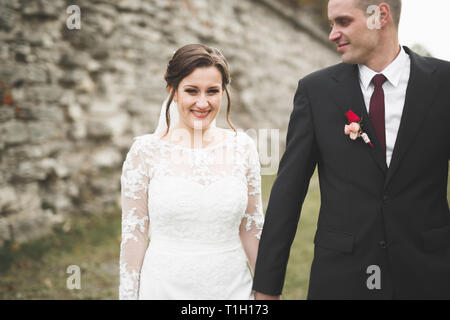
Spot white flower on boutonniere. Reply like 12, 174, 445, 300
344, 110, 374, 148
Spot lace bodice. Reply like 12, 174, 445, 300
119, 130, 264, 300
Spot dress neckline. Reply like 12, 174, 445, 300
154, 130, 238, 151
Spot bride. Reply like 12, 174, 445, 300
119, 44, 264, 299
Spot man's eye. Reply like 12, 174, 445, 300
338, 19, 351, 26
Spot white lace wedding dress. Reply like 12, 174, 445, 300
119, 130, 264, 300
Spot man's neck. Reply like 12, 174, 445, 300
365, 42, 401, 72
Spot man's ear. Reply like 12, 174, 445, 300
378, 3, 391, 29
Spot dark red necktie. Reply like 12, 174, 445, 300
369, 74, 387, 156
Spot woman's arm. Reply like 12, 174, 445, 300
119, 138, 150, 300
239, 135, 264, 274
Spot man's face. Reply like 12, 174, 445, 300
328, 0, 379, 65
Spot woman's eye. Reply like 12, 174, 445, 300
184, 88, 219, 95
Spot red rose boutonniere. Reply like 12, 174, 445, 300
344, 110, 374, 148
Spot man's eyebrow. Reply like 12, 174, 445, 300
332, 15, 354, 22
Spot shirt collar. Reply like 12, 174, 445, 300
358, 46, 409, 90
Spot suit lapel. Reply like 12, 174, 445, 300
384, 47, 438, 188
330, 64, 388, 175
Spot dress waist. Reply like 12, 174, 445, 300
148, 235, 242, 255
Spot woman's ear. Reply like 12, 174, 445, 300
168, 86, 177, 102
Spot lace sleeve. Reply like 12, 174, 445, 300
119, 137, 150, 300
239, 135, 264, 273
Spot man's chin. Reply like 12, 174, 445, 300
340, 53, 361, 65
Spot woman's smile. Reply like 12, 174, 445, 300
191, 109, 211, 118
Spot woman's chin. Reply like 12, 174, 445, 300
187, 119, 212, 130
190, 114, 217, 128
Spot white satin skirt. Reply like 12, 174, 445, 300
138, 236, 254, 300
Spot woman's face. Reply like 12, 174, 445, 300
172, 66, 224, 132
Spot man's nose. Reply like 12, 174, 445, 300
329, 26, 341, 43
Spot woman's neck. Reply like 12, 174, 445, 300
166, 124, 220, 148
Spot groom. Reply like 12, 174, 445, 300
253, 0, 450, 299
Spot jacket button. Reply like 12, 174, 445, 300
379, 241, 387, 248
383, 195, 390, 202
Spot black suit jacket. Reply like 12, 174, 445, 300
253, 47, 450, 299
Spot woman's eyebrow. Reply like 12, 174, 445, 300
182, 84, 221, 89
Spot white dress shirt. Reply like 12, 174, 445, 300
358, 46, 411, 167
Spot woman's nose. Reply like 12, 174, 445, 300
196, 95, 209, 108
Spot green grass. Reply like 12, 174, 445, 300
1, 168, 448, 300
0, 210, 122, 299
261, 171, 320, 300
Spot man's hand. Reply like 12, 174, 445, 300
254, 291, 281, 300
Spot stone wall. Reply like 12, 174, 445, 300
0, 0, 338, 246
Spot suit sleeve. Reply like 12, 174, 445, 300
252, 79, 319, 296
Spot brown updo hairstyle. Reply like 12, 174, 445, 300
163, 44, 236, 137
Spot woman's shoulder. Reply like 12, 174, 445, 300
128, 133, 160, 153
133, 133, 158, 142
216, 128, 257, 153
233, 129, 257, 148
214, 128, 248, 144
